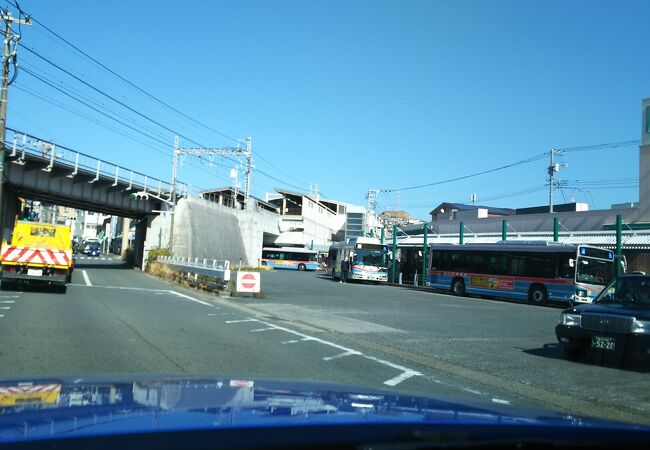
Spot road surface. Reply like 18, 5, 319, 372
0, 261, 648, 425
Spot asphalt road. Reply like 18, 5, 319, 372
0, 262, 648, 426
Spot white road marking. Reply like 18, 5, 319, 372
73, 378, 83, 384
100, 257, 106, 260
0, 295, 19, 298
207, 313, 218, 316
249, 327, 278, 333
168, 290, 213, 307
0, 306, 10, 310
247, 317, 422, 387
82, 270, 92, 286
69, 284, 169, 293
0, 314, 4, 318
492, 398, 511, 405
282, 340, 300, 344
225, 319, 259, 324
0, 300, 16, 303
383, 371, 421, 387
322, 350, 360, 361
462, 387, 485, 395
167, 291, 423, 388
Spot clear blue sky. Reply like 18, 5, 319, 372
5, 0, 649, 219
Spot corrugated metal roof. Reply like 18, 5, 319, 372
394, 231, 650, 250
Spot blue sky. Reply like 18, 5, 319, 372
5, 0, 649, 219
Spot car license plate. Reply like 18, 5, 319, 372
27, 268, 43, 277
591, 336, 615, 351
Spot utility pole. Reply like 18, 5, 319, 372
547, 149, 567, 213
244, 137, 252, 209
169, 136, 179, 250
0, 9, 30, 227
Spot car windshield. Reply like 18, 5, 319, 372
1, 0, 649, 445
596, 278, 650, 306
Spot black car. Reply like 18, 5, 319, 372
555, 274, 650, 361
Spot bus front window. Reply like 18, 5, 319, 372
353, 249, 387, 268
575, 258, 614, 286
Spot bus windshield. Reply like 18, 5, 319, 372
575, 257, 614, 286
353, 248, 387, 267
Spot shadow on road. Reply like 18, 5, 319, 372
523, 342, 650, 373
73, 262, 132, 270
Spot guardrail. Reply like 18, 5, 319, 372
5, 128, 189, 198
157, 255, 231, 281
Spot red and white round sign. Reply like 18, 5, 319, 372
236, 271, 261, 293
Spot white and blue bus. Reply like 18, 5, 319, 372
328, 237, 389, 283
261, 247, 320, 271
426, 242, 618, 305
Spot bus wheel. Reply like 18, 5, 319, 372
451, 278, 465, 296
297, 263, 306, 271
528, 285, 548, 305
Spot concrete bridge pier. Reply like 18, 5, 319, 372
0, 186, 21, 244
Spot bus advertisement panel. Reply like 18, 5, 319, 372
328, 237, 389, 283
261, 247, 320, 271
426, 242, 617, 305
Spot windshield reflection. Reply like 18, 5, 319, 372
575, 258, 614, 286
597, 278, 650, 306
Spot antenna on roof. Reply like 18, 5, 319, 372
470, 193, 477, 204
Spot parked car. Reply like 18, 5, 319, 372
555, 274, 650, 361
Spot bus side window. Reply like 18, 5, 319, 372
558, 258, 573, 278
510, 255, 524, 276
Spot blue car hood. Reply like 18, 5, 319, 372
0, 376, 648, 445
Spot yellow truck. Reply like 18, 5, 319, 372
0, 220, 74, 292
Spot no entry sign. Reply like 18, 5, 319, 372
236, 271, 261, 293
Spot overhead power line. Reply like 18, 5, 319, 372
559, 140, 641, 153
386, 152, 548, 193
4, 0, 239, 144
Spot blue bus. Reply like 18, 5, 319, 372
261, 247, 320, 271
426, 242, 617, 305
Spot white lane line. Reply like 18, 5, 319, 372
82, 270, 92, 286
251, 317, 422, 387
168, 290, 213, 307
249, 327, 278, 333
69, 284, 169, 293
0, 300, 16, 303
492, 398, 511, 405
282, 340, 300, 344
207, 313, 218, 316
0, 295, 19, 298
383, 371, 421, 387
225, 319, 259, 324
322, 350, 360, 361
0, 314, 4, 318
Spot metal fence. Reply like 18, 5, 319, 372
5, 129, 189, 198
157, 255, 231, 281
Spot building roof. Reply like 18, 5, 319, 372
201, 187, 279, 212
429, 202, 515, 217
392, 230, 650, 250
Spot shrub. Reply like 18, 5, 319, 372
146, 247, 172, 270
